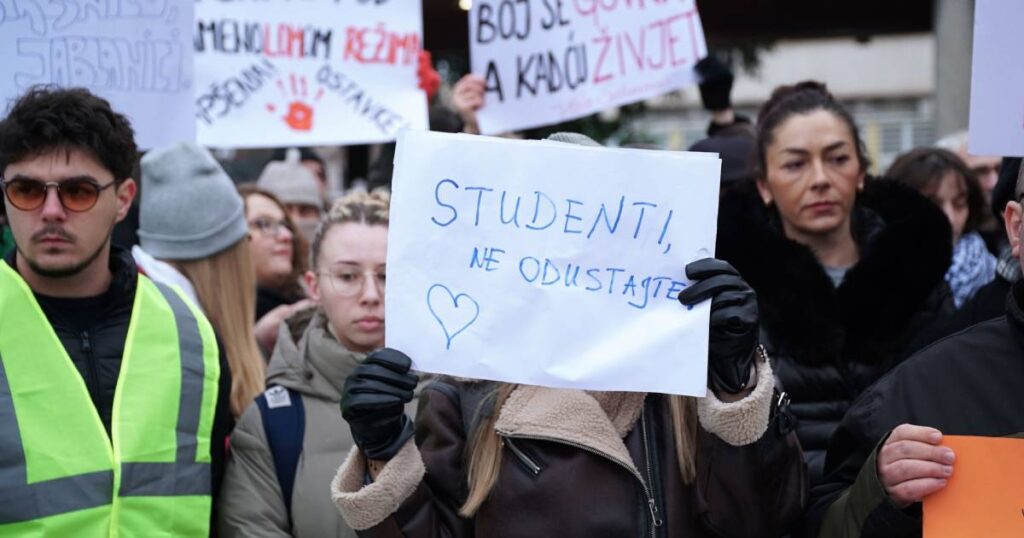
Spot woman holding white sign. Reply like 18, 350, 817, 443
715, 81, 954, 489
330, 245, 805, 536
220, 191, 405, 538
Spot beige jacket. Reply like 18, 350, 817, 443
218, 309, 364, 538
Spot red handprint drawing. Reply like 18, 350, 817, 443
266, 73, 325, 132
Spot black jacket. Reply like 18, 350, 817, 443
716, 180, 953, 486
3, 248, 232, 503
807, 280, 1024, 537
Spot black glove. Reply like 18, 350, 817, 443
695, 55, 734, 111
677, 258, 758, 395
341, 348, 419, 461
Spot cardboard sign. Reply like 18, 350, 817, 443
385, 130, 720, 396
469, 0, 707, 135
968, 0, 1024, 156
194, 0, 428, 148
923, 435, 1024, 537
0, 0, 195, 149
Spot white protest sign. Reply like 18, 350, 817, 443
386, 130, 720, 396
194, 0, 428, 148
0, 0, 195, 149
968, 0, 1024, 156
468, 0, 707, 135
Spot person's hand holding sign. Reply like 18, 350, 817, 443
876, 424, 954, 508
677, 258, 758, 400
453, 74, 487, 135
342, 348, 419, 477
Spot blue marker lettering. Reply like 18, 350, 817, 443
628, 277, 652, 309
519, 256, 541, 283
564, 264, 581, 287
585, 268, 603, 291
541, 258, 561, 285
464, 186, 494, 227
667, 280, 687, 301
606, 268, 625, 295
526, 191, 557, 230
500, 191, 522, 227
651, 276, 672, 298
632, 201, 657, 239
658, 209, 673, 254
587, 196, 625, 238
622, 275, 637, 297
431, 178, 459, 227
563, 199, 584, 234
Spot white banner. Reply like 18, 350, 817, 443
968, 0, 1024, 156
386, 130, 721, 396
469, 0, 707, 135
0, 0, 195, 149
194, 0, 428, 148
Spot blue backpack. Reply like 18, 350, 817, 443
255, 385, 305, 523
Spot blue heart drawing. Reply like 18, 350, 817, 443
427, 284, 480, 350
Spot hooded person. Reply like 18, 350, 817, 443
258, 148, 325, 241
135, 141, 266, 417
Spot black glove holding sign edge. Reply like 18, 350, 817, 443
677, 258, 759, 396
341, 348, 419, 462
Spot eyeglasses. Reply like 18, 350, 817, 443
318, 268, 386, 297
1, 177, 116, 212
249, 217, 292, 237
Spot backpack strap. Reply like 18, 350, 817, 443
255, 385, 306, 523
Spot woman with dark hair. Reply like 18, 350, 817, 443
715, 81, 954, 486
886, 148, 995, 308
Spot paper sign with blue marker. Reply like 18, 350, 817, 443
385, 130, 721, 396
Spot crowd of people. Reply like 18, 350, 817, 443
0, 51, 1021, 538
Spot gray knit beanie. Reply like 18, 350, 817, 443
257, 148, 324, 209
138, 141, 248, 260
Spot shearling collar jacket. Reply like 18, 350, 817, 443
331, 361, 807, 538
716, 179, 954, 486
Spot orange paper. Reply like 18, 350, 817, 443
923, 435, 1024, 537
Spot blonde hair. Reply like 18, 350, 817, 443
460, 386, 698, 516
309, 189, 390, 270
173, 239, 266, 417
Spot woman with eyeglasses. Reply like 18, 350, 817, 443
238, 185, 312, 354
219, 190, 402, 538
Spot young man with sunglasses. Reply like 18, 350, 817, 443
0, 87, 230, 535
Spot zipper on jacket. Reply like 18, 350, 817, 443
499, 432, 661, 538
504, 437, 542, 476
80, 331, 100, 402
640, 408, 664, 533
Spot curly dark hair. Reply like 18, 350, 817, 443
753, 81, 870, 181
0, 86, 138, 181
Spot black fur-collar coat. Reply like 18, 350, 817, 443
716, 179, 953, 485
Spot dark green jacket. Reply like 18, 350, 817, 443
808, 281, 1024, 537
1, 225, 13, 258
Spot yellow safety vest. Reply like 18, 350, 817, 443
0, 262, 219, 537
